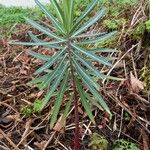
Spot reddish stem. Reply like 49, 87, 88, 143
67, 39, 80, 150
72, 76, 79, 150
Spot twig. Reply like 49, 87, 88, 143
118, 108, 124, 138
43, 131, 56, 150
102, 44, 138, 84
0, 129, 20, 150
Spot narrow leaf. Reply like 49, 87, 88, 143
10, 40, 66, 46
28, 31, 62, 49
35, 47, 66, 74
35, 0, 65, 33
25, 17, 64, 40
89, 48, 118, 53
60, 95, 73, 126
78, 31, 117, 44
72, 44, 112, 67
83, 91, 103, 110
50, 0, 65, 23
73, 51, 122, 80
72, 8, 106, 37
73, 58, 101, 90
77, 72, 111, 116
27, 50, 51, 61
76, 77, 95, 123
71, 0, 98, 33
40, 64, 69, 110
50, 70, 69, 129
28, 74, 49, 85
39, 54, 67, 90
73, 32, 107, 39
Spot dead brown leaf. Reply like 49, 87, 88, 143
130, 72, 144, 93
53, 115, 64, 133
34, 140, 47, 150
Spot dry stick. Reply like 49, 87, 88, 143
131, 52, 138, 78
43, 131, 56, 150
118, 108, 124, 138
57, 141, 69, 150
82, 122, 92, 140
0, 129, 20, 150
108, 94, 150, 134
17, 112, 50, 147
102, 43, 139, 84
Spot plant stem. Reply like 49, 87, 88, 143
67, 40, 80, 150
72, 72, 80, 150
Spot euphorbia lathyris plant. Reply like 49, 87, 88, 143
12, 0, 120, 149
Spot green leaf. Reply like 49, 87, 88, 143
73, 58, 101, 91
72, 8, 106, 37
27, 50, 51, 61
78, 31, 117, 44
35, 0, 65, 34
69, 0, 74, 30
73, 32, 107, 39
28, 74, 49, 85
76, 77, 95, 123
50, 0, 65, 24
39, 54, 68, 90
10, 39, 66, 46
83, 91, 103, 110
35, 47, 66, 74
72, 44, 112, 67
50, 69, 69, 129
88, 48, 118, 53
60, 95, 73, 126
78, 73, 111, 116
71, 0, 98, 33
40, 64, 69, 110
25, 17, 64, 41
73, 51, 122, 80
28, 31, 62, 49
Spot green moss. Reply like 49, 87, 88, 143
89, 133, 109, 150
145, 20, 150, 33
21, 106, 33, 117
140, 67, 150, 91
131, 23, 145, 40
95, 35, 119, 48
103, 18, 126, 30
112, 139, 139, 150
